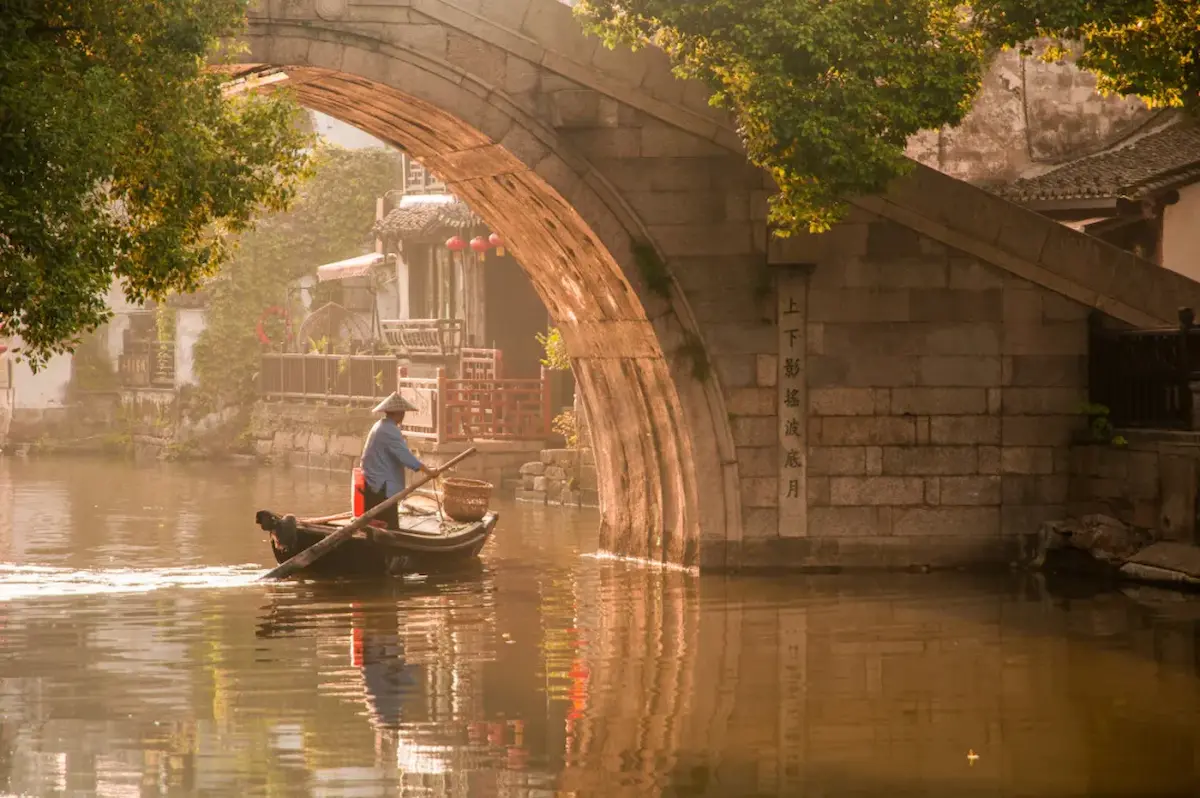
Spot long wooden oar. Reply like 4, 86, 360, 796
260, 447, 477, 581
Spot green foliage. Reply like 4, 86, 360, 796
576, 0, 985, 234
972, 1, 1200, 110
536, 327, 572, 371
191, 145, 404, 411
0, 0, 315, 369
576, 1, 1200, 234
1078, 402, 1128, 447
553, 408, 580, 449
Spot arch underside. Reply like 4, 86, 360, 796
244, 62, 736, 567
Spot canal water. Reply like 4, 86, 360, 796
0, 457, 1198, 797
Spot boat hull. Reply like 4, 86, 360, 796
257, 510, 497, 579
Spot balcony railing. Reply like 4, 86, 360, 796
381, 318, 464, 358
118, 341, 175, 389
1089, 308, 1198, 429
260, 353, 551, 442
259, 353, 400, 404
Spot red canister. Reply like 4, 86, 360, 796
351, 467, 366, 517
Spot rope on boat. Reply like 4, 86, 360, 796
432, 470, 446, 520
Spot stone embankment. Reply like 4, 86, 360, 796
1031, 513, 1200, 590
516, 447, 599, 508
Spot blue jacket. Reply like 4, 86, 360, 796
360, 418, 424, 496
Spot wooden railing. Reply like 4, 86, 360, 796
259, 353, 399, 404
460, 347, 502, 380
1089, 308, 1197, 429
259, 354, 551, 443
398, 367, 552, 443
380, 318, 464, 358
118, 341, 175, 389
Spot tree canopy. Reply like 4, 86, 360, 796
974, 1, 1200, 110
576, 0, 1200, 234
0, 0, 313, 368
191, 145, 403, 411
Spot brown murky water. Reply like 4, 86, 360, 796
1, 456, 1199, 797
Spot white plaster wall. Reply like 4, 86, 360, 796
105, 316, 131, 363
104, 278, 141, 315
1162, 182, 1200, 282
0, 357, 11, 445
10, 347, 72, 409
296, 275, 316, 312
376, 279, 400, 321
174, 308, 207, 388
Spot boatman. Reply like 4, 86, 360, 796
360, 392, 432, 529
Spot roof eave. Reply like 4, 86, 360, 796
1018, 196, 1121, 215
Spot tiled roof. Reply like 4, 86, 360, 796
1001, 120, 1200, 204
373, 198, 481, 239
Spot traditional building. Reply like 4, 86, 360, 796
0, 285, 207, 447
1000, 113, 1200, 281
258, 154, 561, 488
305, 154, 546, 379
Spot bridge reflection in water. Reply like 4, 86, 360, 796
0, 457, 1198, 796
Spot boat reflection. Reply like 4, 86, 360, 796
255, 568, 542, 791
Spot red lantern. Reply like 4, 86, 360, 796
469, 236, 489, 253
489, 232, 506, 257
446, 235, 466, 252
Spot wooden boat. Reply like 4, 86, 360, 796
255, 502, 498, 578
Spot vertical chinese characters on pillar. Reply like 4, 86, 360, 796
777, 273, 807, 537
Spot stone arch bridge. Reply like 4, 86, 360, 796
230, 0, 1200, 570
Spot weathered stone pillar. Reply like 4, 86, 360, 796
775, 265, 812, 539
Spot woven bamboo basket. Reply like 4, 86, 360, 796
442, 477, 493, 523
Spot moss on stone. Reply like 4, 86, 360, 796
678, 332, 710, 382
634, 241, 671, 298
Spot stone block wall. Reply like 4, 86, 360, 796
516, 447, 600, 508
420, 442, 547, 492
248, 402, 374, 473
247, 402, 545, 489
905, 42, 1152, 185
1070, 432, 1200, 544
733, 214, 1093, 568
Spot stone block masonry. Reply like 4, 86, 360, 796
240, 0, 1200, 570
516, 447, 600, 508
247, 402, 545, 491
1069, 431, 1200, 545
737, 215, 1091, 569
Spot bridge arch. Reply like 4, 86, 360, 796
235, 0, 768, 566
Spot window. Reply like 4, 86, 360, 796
402, 156, 447, 195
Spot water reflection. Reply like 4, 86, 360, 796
0, 457, 1199, 796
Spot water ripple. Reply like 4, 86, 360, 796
0, 563, 266, 601
2, 458, 1200, 796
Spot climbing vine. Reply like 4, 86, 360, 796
190, 144, 403, 411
